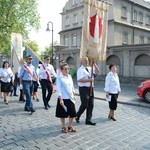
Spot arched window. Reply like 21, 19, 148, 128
66, 57, 75, 65
106, 55, 120, 65
135, 54, 150, 66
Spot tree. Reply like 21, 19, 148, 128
25, 40, 39, 54
43, 41, 59, 57
0, 0, 40, 55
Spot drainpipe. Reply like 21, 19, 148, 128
131, 2, 134, 45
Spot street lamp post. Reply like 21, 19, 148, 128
46, 21, 53, 65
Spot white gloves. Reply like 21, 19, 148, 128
20, 84, 23, 90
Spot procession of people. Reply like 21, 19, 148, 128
0, 54, 121, 133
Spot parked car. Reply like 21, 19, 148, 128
137, 80, 150, 103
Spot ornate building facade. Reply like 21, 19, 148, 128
55, 0, 150, 78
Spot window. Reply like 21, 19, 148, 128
73, 14, 78, 24
73, 0, 78, 5
121, 6, 127, 19
146, 15, 150, 25
122, 32, 128, 44
139, 12, 143, 23
133, 10, 137, 21
64, 36, 69, 46
72, 34, 77, 47
140, 36, 144, 44
65, 16, 70, 26
148, 38, 150, 43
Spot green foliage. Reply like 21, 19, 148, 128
0, 0, 40, 55
25, 40, 39, 54
43, 41, 59, 57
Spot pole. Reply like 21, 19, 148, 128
90, 59, 94, 96
46, 21, 53, 65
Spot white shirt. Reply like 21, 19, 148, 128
56, 74, 75, 100
17, 66, 22, 78
104, 71, 121, 94
38, 63, 57, 79
1, 68, 13, 83
77, 65, 94, 87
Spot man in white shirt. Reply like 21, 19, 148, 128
38, 56, 57, 110
76, 57, 99, 125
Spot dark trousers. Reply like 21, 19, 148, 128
19, 89, 25, 101
40, 79, 53, 107
13, 84, 17, 95
77, 87, 94, 122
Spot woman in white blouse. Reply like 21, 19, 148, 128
0, 61, 13, 104
104, 64, 121, 121
56, 63, 76, 133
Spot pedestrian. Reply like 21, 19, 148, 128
38, 56, 57, 110
56, 63, 76, 133
13, 71, 19, 96
9, 65, 14, 97
56, 60, 65, 77
0, 66, 3, 98
18, 58, 25, 102
0, 61, 14, 104
104, 63, 121, 121
19, 55, 37, 114
76, 57, 100, 125
32, 65, 40, 102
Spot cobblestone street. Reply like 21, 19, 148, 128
0, 88, 150, 150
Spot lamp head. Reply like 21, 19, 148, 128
46, 23, 50, 31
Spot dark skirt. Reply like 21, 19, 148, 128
56, 98, 76, 118
109, 94, 118, 110
1, 81, 11, 92
33, 81, 39, 92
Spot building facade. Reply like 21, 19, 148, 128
55, 0, 150, 78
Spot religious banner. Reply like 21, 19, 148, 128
11, 33, 23, 72
80, 0, 109, 61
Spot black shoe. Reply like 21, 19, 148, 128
75, 117, 80, 123
111, 117, 116, 121
30, 109, 35, 115
24, 107, 30, 111
30, 109, 35, 112
85, 121, 96, 126
47, 104, 51, 108
44, 107, 48, 110
108, 115, 111, 120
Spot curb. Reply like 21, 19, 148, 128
75, 93, 150, 109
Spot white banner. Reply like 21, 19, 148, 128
80, 0, 109, 61
11, 33, 23, 72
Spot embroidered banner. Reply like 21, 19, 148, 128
80, 0, 109, 61
11, 33, 23, 72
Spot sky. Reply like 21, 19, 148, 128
29, 0, 68, 51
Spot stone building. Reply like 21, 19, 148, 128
55, 0, 150, 78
